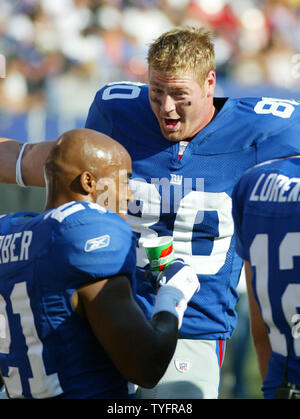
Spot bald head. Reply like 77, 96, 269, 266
45, 128, 129, 178
44, 128, 132, 214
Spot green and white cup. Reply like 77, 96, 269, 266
143, 236, 175, 272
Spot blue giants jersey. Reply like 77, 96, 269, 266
85, 81, 300, 339
232, 158, 300, 398
0, 201, 136, 399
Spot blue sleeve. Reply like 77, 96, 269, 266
257, 120, 300, 164
54, 211, 136, 288
85, 89, 113, 136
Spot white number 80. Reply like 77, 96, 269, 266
254, 97, 299, 119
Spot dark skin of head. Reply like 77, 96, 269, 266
44, 128, 133, 218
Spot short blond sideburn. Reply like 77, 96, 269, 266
147, 27, 215, 85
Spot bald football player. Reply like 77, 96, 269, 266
0, 128, 199, 399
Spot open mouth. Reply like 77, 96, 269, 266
164, 118, 180, 130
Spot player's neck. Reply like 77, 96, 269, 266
44, 197, 69, 211
205, 104, 218, 128
44, 193, 86, 211
189, 104, 218, 140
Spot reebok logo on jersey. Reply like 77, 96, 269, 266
84, 235, 110, 252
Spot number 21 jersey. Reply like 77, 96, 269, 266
0, 202, 136, 398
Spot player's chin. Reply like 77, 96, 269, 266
162, 131, 184, 142
160, 125, 184, 142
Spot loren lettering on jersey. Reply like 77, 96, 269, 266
249, 173, 300, 203
0, 231, 32, 264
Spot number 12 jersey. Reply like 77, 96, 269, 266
232, 157, 300, 397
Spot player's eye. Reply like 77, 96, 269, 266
173, 91, 186, 97
152, 88, 163, 94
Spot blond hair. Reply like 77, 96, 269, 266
147, 27, 215, 85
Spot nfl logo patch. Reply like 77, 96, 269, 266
174, 359, 191, 373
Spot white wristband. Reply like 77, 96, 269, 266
152, 285, 186, 329
16, 143, 28, 187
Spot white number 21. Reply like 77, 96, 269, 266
0, 282, 62, 398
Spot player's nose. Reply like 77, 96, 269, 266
161, 94, 176, 114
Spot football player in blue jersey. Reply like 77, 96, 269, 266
0, 128, 200, 399
1, 26, 300, 398
232, 156, 300, 399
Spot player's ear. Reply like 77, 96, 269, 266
80, 171, 97, 193
205, 71, 216, 97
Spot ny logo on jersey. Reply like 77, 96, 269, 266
170, 174, 183, 185
84, 235, 110, 252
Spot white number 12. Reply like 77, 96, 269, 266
250, 233, 300, 357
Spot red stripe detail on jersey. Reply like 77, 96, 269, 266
218, 340, 224, 366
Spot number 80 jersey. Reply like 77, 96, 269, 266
86, 82, 300, 340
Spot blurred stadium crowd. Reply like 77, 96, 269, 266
0, 0, 299, 118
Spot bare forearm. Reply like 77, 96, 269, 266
79, 261, 200, 389
0, 138, 22, 184
146, 311, 179, 385
245, 260, 271, 381
111, 309, 178, 388
0, 138, 55, 187
94, 297, 178, 388
22, 141, 55, 187
79, 277, 179, 388
252, 334, 271, 381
